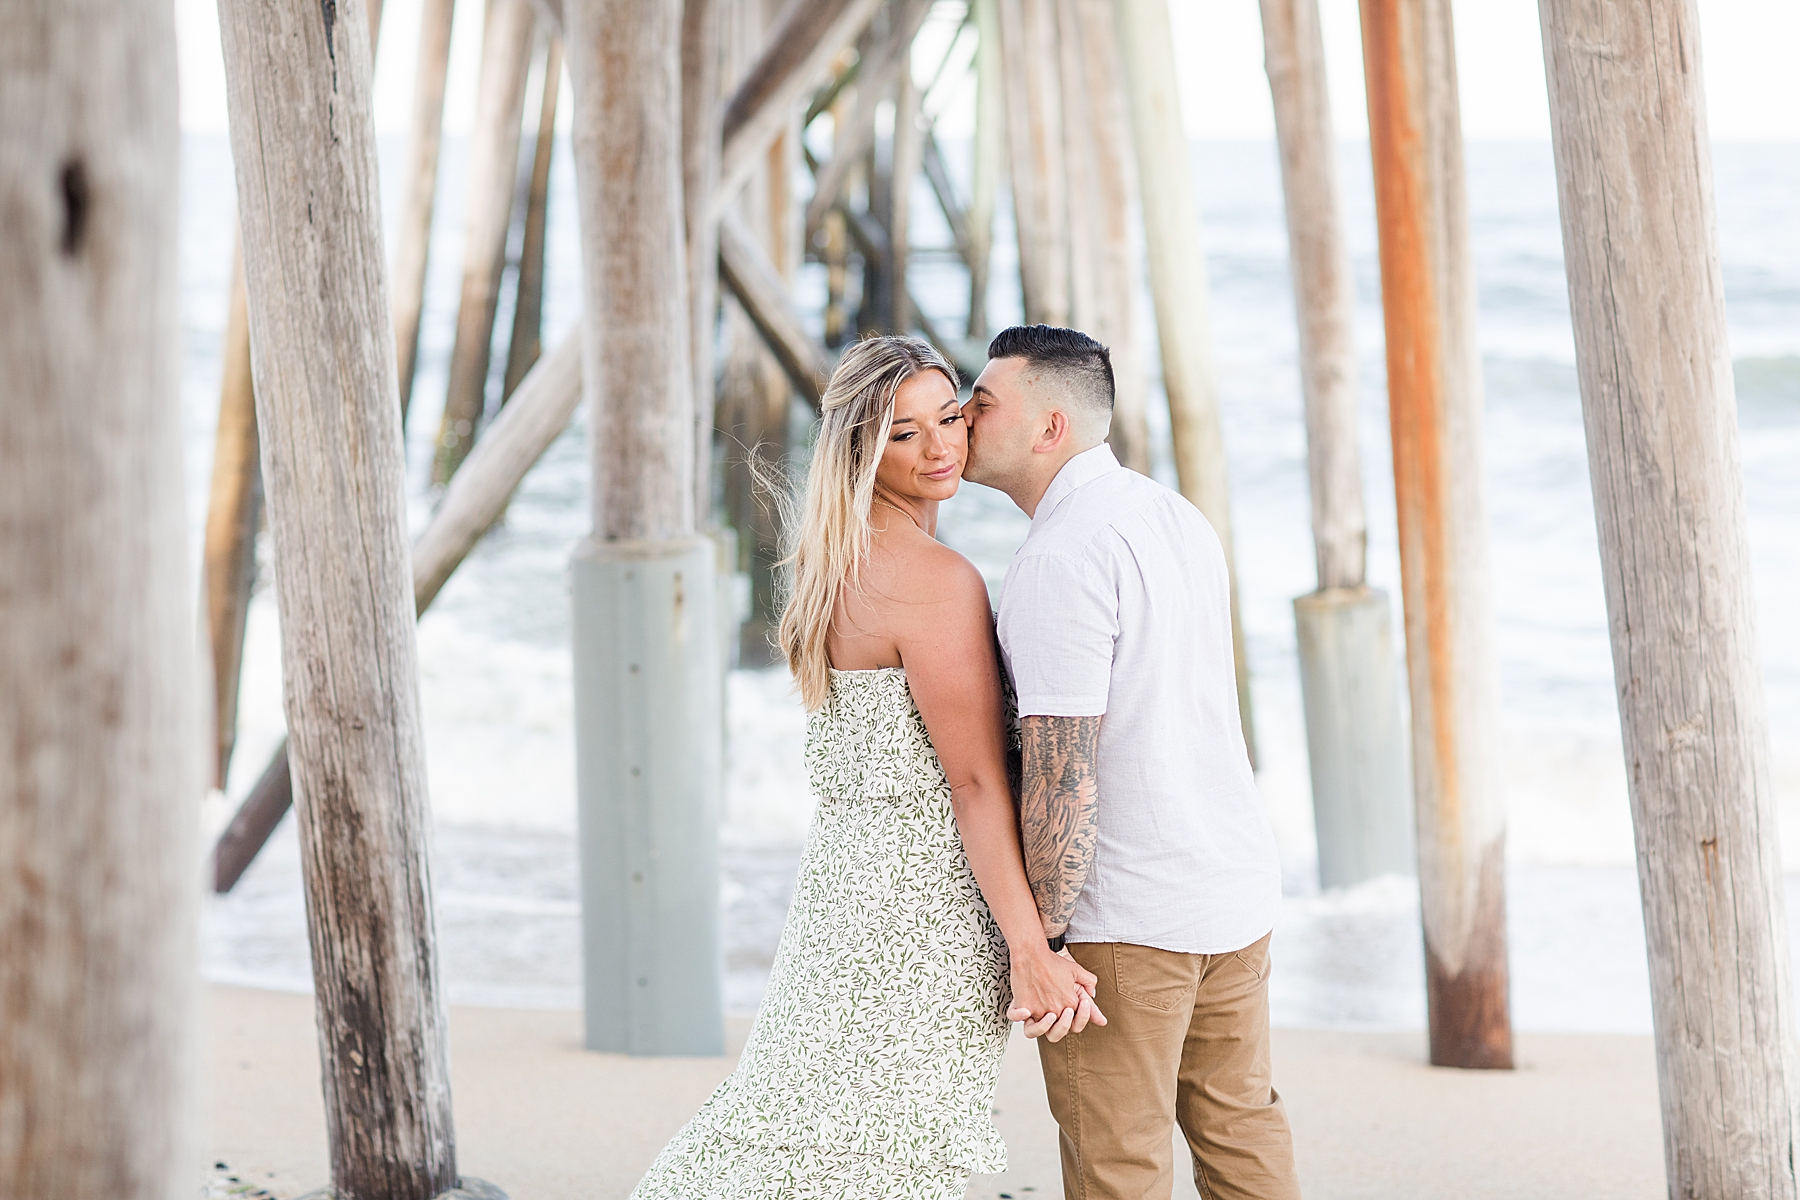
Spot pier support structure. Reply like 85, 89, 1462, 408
1261, 0, 1410, 889
566, 0, 724, 1057
1, 2, 197, 1195
1359, 0, 1512, 1069
217, 0, 468, 1191
1540, 0, 1800, 1189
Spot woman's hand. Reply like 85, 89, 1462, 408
1006, 946, 1107, 1042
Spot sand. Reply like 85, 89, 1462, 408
204, 984, 1665, 1200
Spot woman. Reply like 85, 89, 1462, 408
630, 336, 1102, 1199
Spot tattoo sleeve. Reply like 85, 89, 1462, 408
1018, 715, 1101, 938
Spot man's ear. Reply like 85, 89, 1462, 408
1033, 408, 1069, 455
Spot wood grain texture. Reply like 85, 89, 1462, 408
393, 0, 457, 420
435, 0, 537, 483
1260, 0, 1366, 591
683, 0, 724, 518
966, 0, 1002, 340
214, 0, 458, 1191
994, 0, 1069, 326
1538, 0, 1800, 1190
1359, 0, 1510, 1069
205, 244, 263, 789
1113, 0, 1256, 766
567, 0, 695, 541
0, 2, 197, 1195
718, 0, 884, 204
502, 32, 561, 403
1060, 0, 1149, 474
213, 335, 585, 895
889, 56, 922, 332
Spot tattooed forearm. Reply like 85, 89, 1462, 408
1019, 715, 1101, 937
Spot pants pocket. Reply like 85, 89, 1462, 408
1111, 943, 1199, 1011
1230, 931, 1273, 983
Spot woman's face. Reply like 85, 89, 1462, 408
876, 370, 966, 504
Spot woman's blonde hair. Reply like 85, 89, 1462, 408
777, 335, 958, 709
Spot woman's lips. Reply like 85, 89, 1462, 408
923, 463, 960, 480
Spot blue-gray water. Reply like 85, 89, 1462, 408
186, 135, 1800, 1029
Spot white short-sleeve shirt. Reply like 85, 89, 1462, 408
996, 444, 1281, 954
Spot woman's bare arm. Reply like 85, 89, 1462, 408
884, 539, 1100, 1026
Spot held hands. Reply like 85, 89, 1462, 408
1006, 946, 1107, 1043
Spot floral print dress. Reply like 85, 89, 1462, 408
629, 667, 1012, 1200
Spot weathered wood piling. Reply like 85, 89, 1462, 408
394, 0, 457, 421
436, 0, 537, 483
215, 0, 461, 1193
210, 337, 587, 896
565, 0, 725, 1057
502, 33, 562, 402
994, 0, 1069, 326
1261, 0, 1410, 889
1359, 0, 1512, 1069
1114, 0, 1258, 766
1059, 0, 1150, 473
204, 246, 263, 790
1, 3, 197, 1195
1539, 0, 1800, 1189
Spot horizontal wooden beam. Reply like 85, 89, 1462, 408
718, 0, 884, 204
718, 209, 831, 411
210, 333, 585, 892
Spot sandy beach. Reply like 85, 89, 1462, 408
205, 983, 1665, 1200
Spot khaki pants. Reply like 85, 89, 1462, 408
1037, 934, 1300, 1200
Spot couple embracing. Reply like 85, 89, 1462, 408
634, 327, 1299, 1200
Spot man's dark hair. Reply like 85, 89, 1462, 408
986, 324, 1115, 413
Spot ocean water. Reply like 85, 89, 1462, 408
184, 133, 1800, 1032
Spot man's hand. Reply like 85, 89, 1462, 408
1007, 948, 1107, 1042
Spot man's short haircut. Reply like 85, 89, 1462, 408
987, 324, 1115, 415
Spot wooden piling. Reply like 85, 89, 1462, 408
394, 0, 457, 422
564, 0, 724, 1057
889, 53, 922, 332
1113, 0, 1257, 766
1261, 0, 1410, 891
434, 0, 537, 484
212, 337, 587, 894
502, 34, 562, 403
1059, 0, 1150, 473
683, 0, 725, 518
204, 245, 263, 790
1262, 0, 1364, 592
1, 3, 197, 1195
966, 0, 1002, 340
1359, 0, 1511, 1069
993, 0, 1069, 326
215, 0, 461, 1191
1540, 0, 1800, 1186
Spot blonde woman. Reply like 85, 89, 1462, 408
630, 336, 1102, 1199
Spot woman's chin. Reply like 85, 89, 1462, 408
919, 475, 962, 500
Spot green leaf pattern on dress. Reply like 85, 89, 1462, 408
629, 667, 1012, 1199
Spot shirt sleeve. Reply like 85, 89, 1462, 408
998, 549, 1119, 717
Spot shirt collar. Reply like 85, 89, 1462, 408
1033, 443, 1123, 525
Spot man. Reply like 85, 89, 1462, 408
963, 325, 1299, 1200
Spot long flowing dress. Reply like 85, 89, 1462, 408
630, 666, 1012, 1200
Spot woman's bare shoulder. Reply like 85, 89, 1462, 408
868, 526, 990, 614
